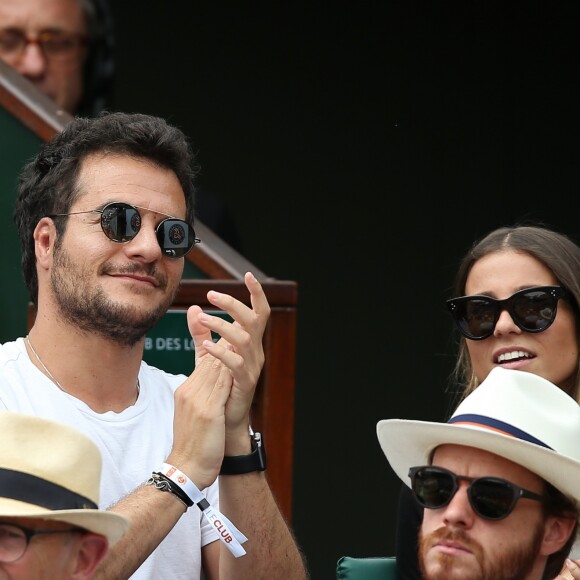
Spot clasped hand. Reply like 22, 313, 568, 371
168, 272, 269, 489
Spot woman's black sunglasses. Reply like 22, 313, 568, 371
49, 201, 201, 258
446, 285, 569, 341
409, 465, 545, 521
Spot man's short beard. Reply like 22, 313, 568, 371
418, 524, 544, 580
51, 243, 178, 347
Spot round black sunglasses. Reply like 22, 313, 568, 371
409, 465, 545, 520
446, 285, 570, 341
48, 201, 201, 258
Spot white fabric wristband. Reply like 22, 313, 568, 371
161, 463, 248, 557
161, 463, 205, 503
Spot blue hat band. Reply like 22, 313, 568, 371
449, 414, 553, 450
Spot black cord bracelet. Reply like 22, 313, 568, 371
146, 472, 194, 508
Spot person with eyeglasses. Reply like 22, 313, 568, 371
378, 367, 580, 580
394, 224, 580, 580
0, 0, 113, 117
0, 111, 308, 579
0, 412, 129, 579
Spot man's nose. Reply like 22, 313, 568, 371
11, 41, 48, 77
442, 483, 476, 528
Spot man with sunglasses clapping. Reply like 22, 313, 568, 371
377, 367, 580, 580
0, 111, 307, 579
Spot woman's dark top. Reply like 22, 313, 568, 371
395, 482, 423, 579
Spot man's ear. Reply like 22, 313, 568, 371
34, 217, 57, 269
71, 534, 109, 580
540, 516, 576, 556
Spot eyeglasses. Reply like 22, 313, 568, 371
409, 466, 545, 521
446, 285, 569, 340
0, 523, 80, 563
48, 201, 201, 259
0, 29, 87, 62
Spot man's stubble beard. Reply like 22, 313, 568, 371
50, 243, 179, 347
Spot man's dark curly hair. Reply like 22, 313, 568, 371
14, 111, 198, 306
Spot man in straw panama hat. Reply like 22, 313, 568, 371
0, 411, 128, 578
377, 367, 580, 580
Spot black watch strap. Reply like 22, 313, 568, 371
220, 431, 267, 475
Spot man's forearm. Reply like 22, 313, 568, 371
94, 482, 187, 579
217, 472, 308, 579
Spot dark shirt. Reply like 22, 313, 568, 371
395, 482, 423, 580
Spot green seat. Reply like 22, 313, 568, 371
336, 556, 397, 580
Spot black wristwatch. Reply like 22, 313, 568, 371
219, 430, 267, 475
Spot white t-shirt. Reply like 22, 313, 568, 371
0, 338, 219, 579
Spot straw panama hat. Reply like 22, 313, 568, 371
0, 412, 129, 545
376, 367, 580, 504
